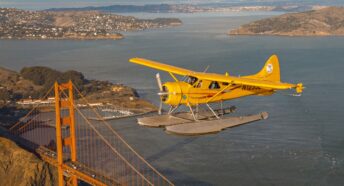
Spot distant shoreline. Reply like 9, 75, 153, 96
0, 8, 182, 41
0, 34, 124, 40
45, 4, 327, 14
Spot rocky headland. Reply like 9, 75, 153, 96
0, 137, 57, 186
0, 66, 157, 126
230, 7, 344, 36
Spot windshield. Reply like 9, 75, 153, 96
185, 76, 198, 85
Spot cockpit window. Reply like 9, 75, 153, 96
209, 81, 220, 89
186, 76, 198, 85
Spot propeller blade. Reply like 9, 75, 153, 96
158, 100, 163, 115
155, 73, 164, 115
156, 73, 163, 91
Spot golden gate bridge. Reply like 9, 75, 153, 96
7, 81, 174, 186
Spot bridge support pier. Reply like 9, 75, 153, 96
54, 81, 78, 186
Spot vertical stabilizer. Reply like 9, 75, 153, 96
252, 55, 281, 82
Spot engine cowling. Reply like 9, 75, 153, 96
161, 82, 186, 106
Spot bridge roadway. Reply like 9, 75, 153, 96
36, 146, 120, 186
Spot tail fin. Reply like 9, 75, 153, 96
252, 55, 281, 82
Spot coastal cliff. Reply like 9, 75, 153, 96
230, 7, 344, 36
0, 137, 57, 186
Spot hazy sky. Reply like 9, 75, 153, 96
0, 0, 342, 10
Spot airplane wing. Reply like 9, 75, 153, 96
129, 57, 303, 93
129, 58, 194, 76
194, 72, 301, 91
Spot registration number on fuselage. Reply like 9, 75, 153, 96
241, 85, 261, 91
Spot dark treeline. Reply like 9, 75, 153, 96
19, 66, 113, 99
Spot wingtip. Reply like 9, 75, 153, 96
129, 57, 143, 63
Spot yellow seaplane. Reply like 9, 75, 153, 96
129, 55, 304, 136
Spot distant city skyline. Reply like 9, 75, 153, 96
0, 0, 343, 10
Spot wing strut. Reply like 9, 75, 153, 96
206, 84, 232, 103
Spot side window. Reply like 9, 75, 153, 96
209, 81, 220, 89
195, 80, 202, 88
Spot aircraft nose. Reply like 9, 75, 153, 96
159, 85, 168, 101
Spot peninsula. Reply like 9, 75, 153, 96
0, 8, 182, 40
0, 66, 157, 126
229, 7, 344, 36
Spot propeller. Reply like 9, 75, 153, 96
156, 73, 163, 115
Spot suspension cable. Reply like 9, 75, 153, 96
60, 90, 154, 186
9, 85, 54, 131
72, 83, 174, 185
